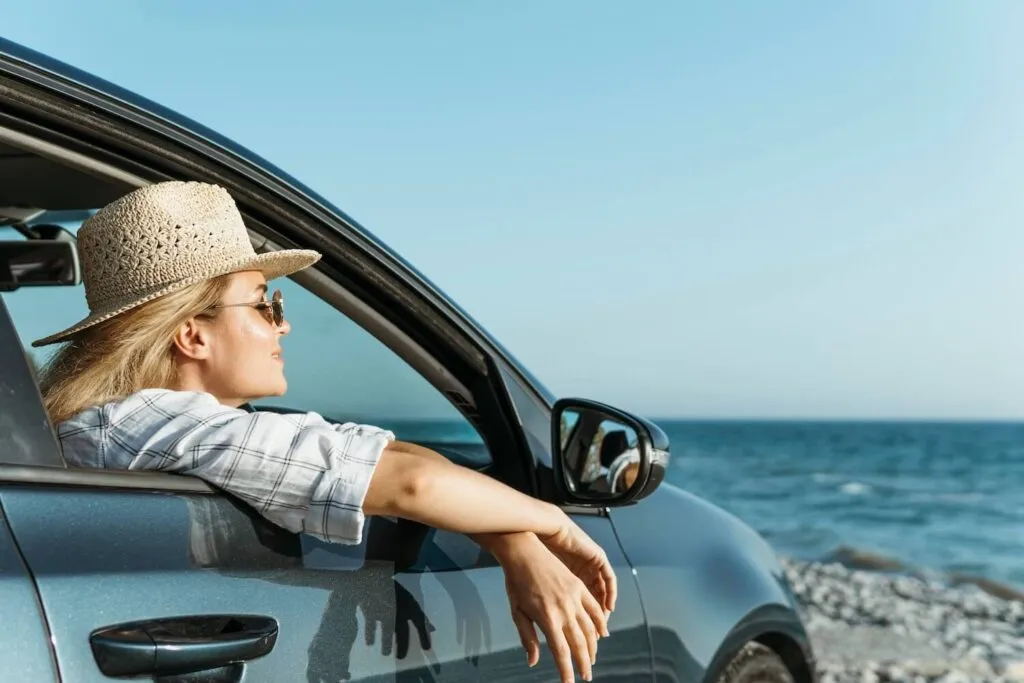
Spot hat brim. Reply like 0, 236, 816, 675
31, 249, 321, 347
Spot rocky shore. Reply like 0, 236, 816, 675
780, 557, 1024, 683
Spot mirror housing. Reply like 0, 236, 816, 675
551, 397, 670, 507
0, 225, 81, 291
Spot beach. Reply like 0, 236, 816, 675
782, 556, 1024, 683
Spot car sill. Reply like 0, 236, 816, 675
0, 467, 609, 516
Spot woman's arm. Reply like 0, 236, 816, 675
371, 441, 616, 612
374, 441, 511, 552
380, 442, 610, 683
363, 440, 570, 539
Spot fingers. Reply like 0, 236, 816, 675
581, 586, 609, 638
511, 610, 541, 668
593, 572, 608, 608
578, 612, 599, 670
395, 617, 408, 659
417, 616, 433, 651
519, 606, 584, 683
364, 619, 376, 647
547, 626, 577, 683
602, 560, 618, 612
564, 617, 593, 682
382, 629, 394, 657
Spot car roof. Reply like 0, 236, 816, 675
0, 37, 556, 405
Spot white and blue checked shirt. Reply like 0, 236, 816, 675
57, 388, 394, 545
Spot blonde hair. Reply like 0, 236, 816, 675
40, 275, 232, 425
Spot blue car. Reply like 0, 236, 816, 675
0, 38, 814, 683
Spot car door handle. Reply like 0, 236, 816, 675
90, 614, 278, 677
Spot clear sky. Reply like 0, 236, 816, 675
5, 1, 1024, 419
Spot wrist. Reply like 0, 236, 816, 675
538, 502, 571, 539
474, 531, 540, 565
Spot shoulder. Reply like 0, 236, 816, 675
110, 388, 233, 418
56, 390, 224, 466
57, 389, 234, 435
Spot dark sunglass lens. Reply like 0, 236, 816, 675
258, 305, 274, 326
272, 290, 284, 326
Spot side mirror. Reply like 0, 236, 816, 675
0, 225, 81, 291
551, 398, 671, 507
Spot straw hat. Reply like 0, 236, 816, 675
32, 181, 321, 347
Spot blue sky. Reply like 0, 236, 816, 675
5, 2, 1024, 419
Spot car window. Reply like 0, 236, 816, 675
248, 277, 488, 456
2, 218, 489, 467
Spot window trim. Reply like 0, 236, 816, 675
0, 464, 215, 494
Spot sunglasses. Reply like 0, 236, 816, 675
209, 289, 285, 327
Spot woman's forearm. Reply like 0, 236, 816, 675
383, 441, 540, 557
363, 440, 567, 539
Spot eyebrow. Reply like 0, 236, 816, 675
253, 284, 268, 295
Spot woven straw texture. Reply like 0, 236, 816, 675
32, 181, 320, 347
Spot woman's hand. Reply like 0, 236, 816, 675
486, 532, 608, 683
538, 519, 618, 616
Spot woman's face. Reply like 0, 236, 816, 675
195, 270, 291, 404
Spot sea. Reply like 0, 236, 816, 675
656, 420, 1024, 589
393, 418, 1024, 590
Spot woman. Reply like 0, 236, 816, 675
34, 181, 615, 683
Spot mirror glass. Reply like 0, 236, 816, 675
0, 240, 80, 290
559, 407, 642, 499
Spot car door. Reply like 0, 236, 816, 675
1, 246, 650, 683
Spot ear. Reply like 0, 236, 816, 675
171, 317, 212, 361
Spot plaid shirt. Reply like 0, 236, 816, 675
56, 388, 394, 545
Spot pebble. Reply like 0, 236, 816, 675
780, 556, 1024, 683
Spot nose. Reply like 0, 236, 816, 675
277, 319, 291, 336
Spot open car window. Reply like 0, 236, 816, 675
248, 276, 489, 466
3, 215, 490, 470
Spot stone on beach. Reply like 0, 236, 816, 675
780, 557, 1024, 683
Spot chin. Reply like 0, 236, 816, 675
246, 369, 287, 399
243, 381, 286, 401
268, 377, 288, 397
261, 383, 287, 398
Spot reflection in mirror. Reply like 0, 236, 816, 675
561, 408, 642, 498
0, 239, 81, 291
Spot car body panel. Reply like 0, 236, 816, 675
609, 483, 813, 683
0, 479, 649, 682
0, 508, 58, 682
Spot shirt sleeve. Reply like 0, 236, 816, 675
101, 390, 394, 545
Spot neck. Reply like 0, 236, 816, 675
172, 368, 247, 408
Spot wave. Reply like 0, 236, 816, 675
839, 481, 872, 496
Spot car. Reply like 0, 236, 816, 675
0, 37, 815, 683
